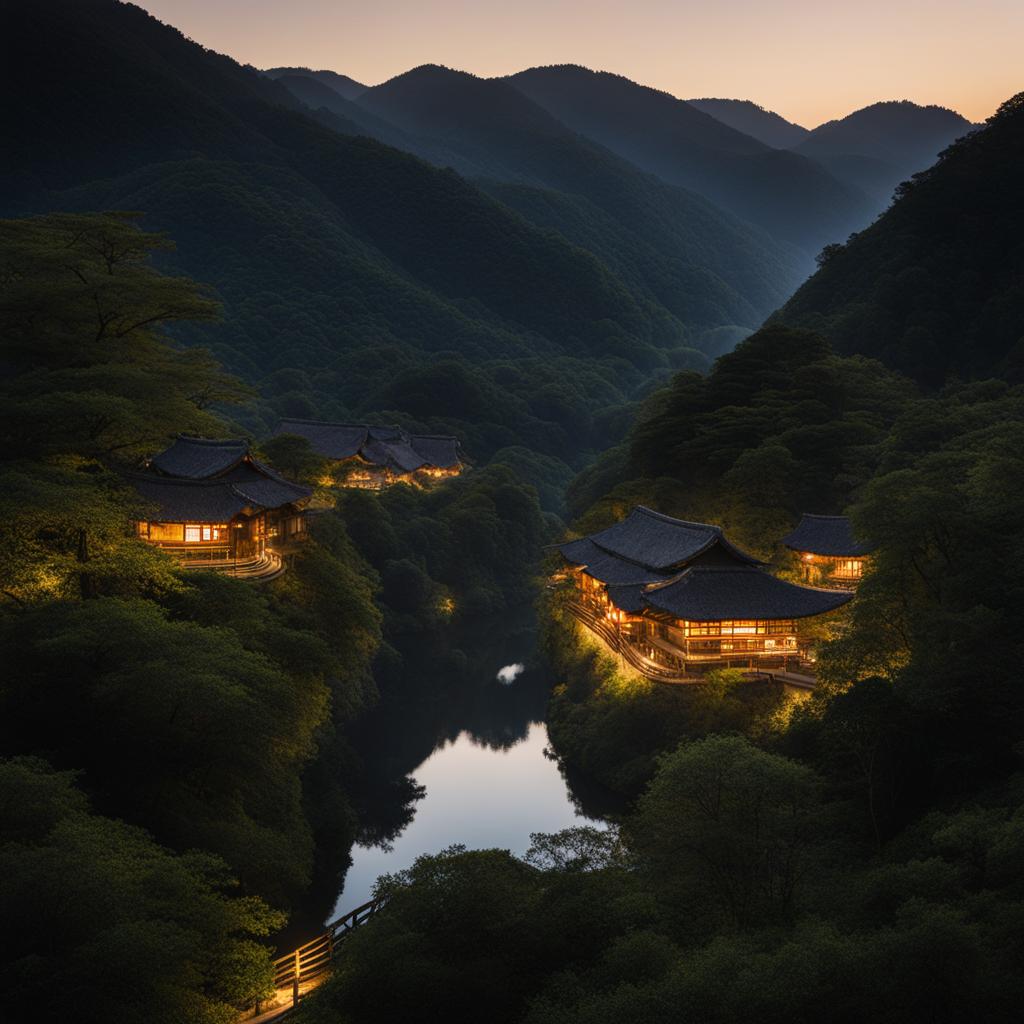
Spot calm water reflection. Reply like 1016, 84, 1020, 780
326, 608, 614, 923
330, 720, 601, 917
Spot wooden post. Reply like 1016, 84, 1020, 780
293, 949, 300, 1006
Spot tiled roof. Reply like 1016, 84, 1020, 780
782, 514, 875, 557
274, 419, 464, 472
643, 566, 853, 621
275, 420, 368, 460
130, 475, 255, 522
131, 444, 311, 522
560, 538, 672, 586
560, 506, 761, 574
149, 436, 249, 479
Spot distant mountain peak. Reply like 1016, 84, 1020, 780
687, 97, 809, 149
810, 98, 974, 134
263, 66, 367, 100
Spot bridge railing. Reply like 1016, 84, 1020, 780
266, 897, 384, 1012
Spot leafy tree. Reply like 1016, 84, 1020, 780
629, 736, 822, 927
0, 758, 283, 1024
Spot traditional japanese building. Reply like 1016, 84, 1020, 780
130, 436, 312, 579
274, 419, 465, 489
559, 506, 851, 679
783, 514, 874, 589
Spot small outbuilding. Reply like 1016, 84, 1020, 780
782, 514, 874, 589
273, 420, 465, 489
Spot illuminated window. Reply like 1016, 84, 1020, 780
184, 524, 226, 543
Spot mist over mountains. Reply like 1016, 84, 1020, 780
277, 61, 972, 263
0, 0, 980, 483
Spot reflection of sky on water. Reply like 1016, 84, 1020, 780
496, 662, 525, 684
330, 721, 604, 919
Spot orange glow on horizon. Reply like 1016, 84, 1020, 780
137, 0, 1021, 126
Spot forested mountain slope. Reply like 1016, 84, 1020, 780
687, 97, 810, 149
776, 95, 1022, 385
264, 66, 369, 99
508, 65, 873, 258
794, 100, 975, 203
1, 0, 803, 479
348, 64, 802, 326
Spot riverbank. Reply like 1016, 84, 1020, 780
541, 588, 792, 796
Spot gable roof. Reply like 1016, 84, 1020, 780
130, 467, 311, 522
560, 506, 761, 574
274, 419, 464, 472
410, 435, 461, 469
782, 514, 875, 557
560, 538, 674, 586
149, 436, 249, 479
275, 420, 368, 460
642, 565, 853, 621
130, 475, 256, 522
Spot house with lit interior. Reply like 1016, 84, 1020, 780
558, 506, 852, 680
273, 419, 465, 489
783, 514, 874, 589
130, 436, 312, 579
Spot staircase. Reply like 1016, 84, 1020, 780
179, 550, 285, 582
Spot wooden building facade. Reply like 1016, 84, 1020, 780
560, 507, 852, 677
131, 437, 311, 578
274, 420, 465, 489
783, 514, 874, 589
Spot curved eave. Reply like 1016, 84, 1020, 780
559, 538, 671, 586
782, 514, 875, 557
643, 567, 854, 622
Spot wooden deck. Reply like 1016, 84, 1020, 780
567, 600, 816, 690
175, 550, 285, 582
567, 600, 701, 684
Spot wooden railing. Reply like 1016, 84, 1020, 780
567, 600, 698, 684
567, 600, 812, 685
258, 897, 383, 1016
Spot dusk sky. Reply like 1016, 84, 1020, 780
138, 0, 1022, 125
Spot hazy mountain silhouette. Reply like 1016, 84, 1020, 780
264, 66, 367, 100
508, 65, 873, 261
687, 98, 809, 149
776, 95, 1023, 384
3, 0, 820, 469
350, 64, 804, 323
0, 2, 671, 385
272, 73, 418, 151
794, 100, 975, 204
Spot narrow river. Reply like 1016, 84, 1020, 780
325, 608, 616, 922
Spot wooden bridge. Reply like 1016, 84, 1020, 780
244, 897, 383, 1022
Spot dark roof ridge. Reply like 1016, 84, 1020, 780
631, 505, 724, 532
278, 417, 365, 425
171, 434, 249, 446
653, 563, 853, 589
782, 513, 874, 556
277, 420, 459, 441
125, 472, 242, 489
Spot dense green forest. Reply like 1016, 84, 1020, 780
2, 0, 817, 509
4, 4, 1020, 1022
294, 94, 1024, 1024
0, 212, 374, 1020
777, 94, 1024, 385
0, 211, 550, 1020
